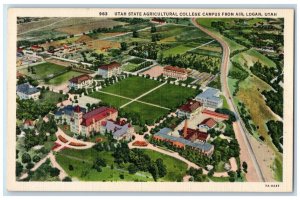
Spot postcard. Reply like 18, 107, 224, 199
6, 8, 294, 192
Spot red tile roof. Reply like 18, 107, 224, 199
184, 128, 209, 142
164, 66, 187, 74
179, 100, 202, 113
200, 118, 217, 128
81, 107, 117, 126
99, 61, 121, 71
69, 74, 92, 84
24, 119, 34, 126
202, 109, 229, 120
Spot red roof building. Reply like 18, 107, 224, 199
184, 128, 210, 142
177, 100, 202, 118
98, 61, 122, 78
163, 66, 188, 80
202, 109, 229, 120
199, 118, 217, 129
81, 107, 117, 127
69, 74, 93, 89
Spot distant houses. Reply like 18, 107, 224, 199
16, 83, 40, 100
177, 100, 202, 119
163, 66, 188, 80
68, 74, 93, 90
195, 87, 223, 109
98, 61, 121, 78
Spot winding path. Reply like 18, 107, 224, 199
191, 18, 264, 182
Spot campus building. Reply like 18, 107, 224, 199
54, 105, 86, 124
70, 106, 118, 137
16, 83, 40, 100
101, 120, 134, 141
68, 74, 93, 90
177, 100, 202, 119
198, 118, 217, 132
163, 66, 188, 80
195, 87, 223, 109
98, 61, 122, 78
153, 127, 214, 156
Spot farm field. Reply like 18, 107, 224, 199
140, 84, 198, 109
101, 76, 162, 99
231, 48, 276, 68
47, 71, 83, 85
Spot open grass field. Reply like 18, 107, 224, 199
101, 76, 162, 99
231, 48, 276, 68
27, 62, 66, 80
122, 63, 140, 72
140, 84, 198, 109
122, 101, 169, 124
56, 148, 188, 181
162, 43, 199, 57
55, 148, 153, 182
47, 70, 83, 85
88, 92, 130, 108
141, 149, 188, 181
37, 90, 65, 104
86, 39, 120, 52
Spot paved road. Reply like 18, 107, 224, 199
191, 18, 264, 182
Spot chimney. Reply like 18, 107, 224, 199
183, 119, 188, 138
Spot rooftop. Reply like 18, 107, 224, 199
17, 83, 40, 95
69, 74, 92, 84
179, 100, 202, 113
55, 105, 86, 116
104, 120, 131, 138
164, 66, 187, 74
99, 61, 121, 71
155, 128, 213, 152
199, 118, 217, 128
81, 107, 117, 126
184, 128, 209, 141
196, 87, 221, 102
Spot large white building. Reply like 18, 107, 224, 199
195, 87, 223, 109
16, 83, 40, 100
98, 61, 121, 78
163, 66, 188, 80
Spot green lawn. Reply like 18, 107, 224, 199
47, 71, 83, 85
55, 148, 153, 182
31, 62, 66, 79
102, 76, 161, 98
122, 63, 140, 72
88, 92, 130, 108
141, 149, 188, 182
220, 95, 230, 110
37, 90, 65, 104
140, 84, 198, 109
55, 148, 188, 182
163, 43, 199, 57
121, 101, 169, 124
274, 156, 283, 182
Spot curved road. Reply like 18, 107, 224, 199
191, 18, 265, 182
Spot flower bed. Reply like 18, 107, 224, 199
58, 135, 68, 143
51, 142, 61, 150
132, 141, 148, 147
69, 141, 86, 147
95, 138, 103, 143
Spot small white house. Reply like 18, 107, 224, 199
16, 83, 40, 100
68, 74, 93, 90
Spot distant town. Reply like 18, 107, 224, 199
16, 17, 283, 182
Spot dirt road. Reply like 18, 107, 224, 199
191, 18, 264, 182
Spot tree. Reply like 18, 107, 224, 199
69, 164, 74, 171
132, 30, 139, 38
120, 42, 127, 51
50, 167, 60, 177
16, 162, 23, 177
62, 176, 72, 182
22, 153, 31, 164
155, 158, 167, 178
48, 46, 55, 52
242, 161, 248, 173
151, 25, 157, 33
33, 155, 41, 163
26, 162, 34, 170
128, 164, 138, 174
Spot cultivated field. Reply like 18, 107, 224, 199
21, 62, 66, 80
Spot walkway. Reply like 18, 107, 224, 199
120, 81, 167, 108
